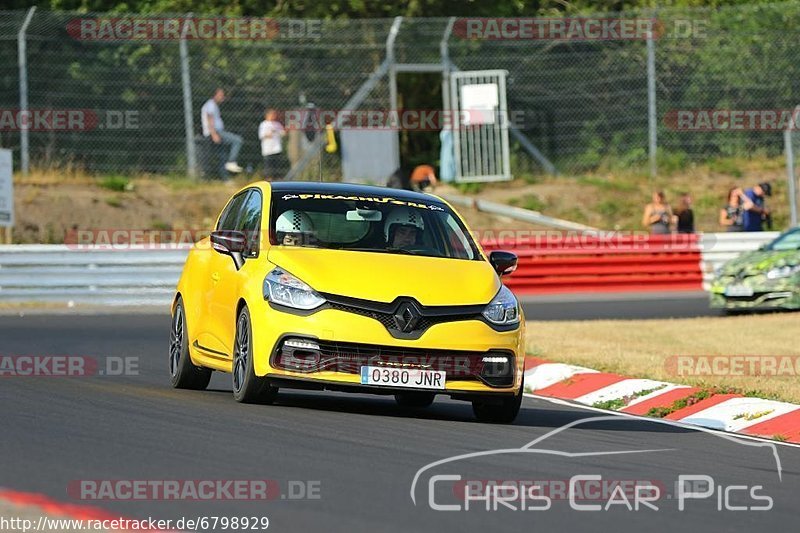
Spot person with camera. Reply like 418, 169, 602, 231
642, 191, 673, 235
719, 186, 753, 232
742, 182, 772, 232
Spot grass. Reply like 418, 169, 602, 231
105, 196, 124, 208
99, 175, 132, 192
509, 194, 547, 212
526, 313, 800, 404
591, 384, 667, 411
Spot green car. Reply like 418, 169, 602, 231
710, 227, 800, 312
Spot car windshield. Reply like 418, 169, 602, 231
270, 191, 480, 260
767, 228, 800, 251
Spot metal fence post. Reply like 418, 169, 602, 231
647, 25, 657, 180
440, 17, 455, 116
387, 17, 402, 170
180, 15, 197, 178
18, 6, 37, 175
786, 126, 798, 227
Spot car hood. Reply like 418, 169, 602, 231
718, 249, 800, 277
267, 247, 501, 306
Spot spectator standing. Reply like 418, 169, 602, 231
719, 187, 753, 232
742, 182, 772, 232
258, 109, 286, 181
674, 192, 695, 234
642, 191, 673, 234
201, 88, 243, 177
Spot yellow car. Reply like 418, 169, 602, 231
169, 182, 525, 422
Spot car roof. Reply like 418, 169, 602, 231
268, 181, 444, 204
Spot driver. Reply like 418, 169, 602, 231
275, 209, 316, 246
384, 207, 425, 249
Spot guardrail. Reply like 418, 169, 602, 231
0, 245, 188, 305
0, 231, 783, 304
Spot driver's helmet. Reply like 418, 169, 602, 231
276, 210, 315, 245
384, 207, 425, 242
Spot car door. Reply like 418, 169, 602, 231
196, 190, 249, 356
207, 189, 264, 356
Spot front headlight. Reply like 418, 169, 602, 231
766, 265, 800, 280
482, 285, 520, 326
264, 268, 326, 310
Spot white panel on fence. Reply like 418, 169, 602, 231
0, 149, 13, 228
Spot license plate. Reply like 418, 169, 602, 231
725, 285, 754, 297
360, 366, 446, 390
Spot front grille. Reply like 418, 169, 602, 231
324, 294, 484, 340
328, 302, 475, 332
272, 338, 515, 387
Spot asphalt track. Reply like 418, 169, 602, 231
1, 311, 798, 533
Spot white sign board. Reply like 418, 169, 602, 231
0, 149, 12, 227
460, 83, 499, 126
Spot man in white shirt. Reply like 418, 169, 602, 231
201, 88, 243, 175
258, 108, 286, 180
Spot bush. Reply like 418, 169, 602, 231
99, 176, 132, 192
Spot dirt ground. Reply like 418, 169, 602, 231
7, 156, 791, 244
8, 174, 542, 244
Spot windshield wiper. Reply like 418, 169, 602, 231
346, 247, 417, 255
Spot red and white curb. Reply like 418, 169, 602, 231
0, 488, 170, 532
523, 358, 800, 444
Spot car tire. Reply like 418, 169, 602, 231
472, 386, 523, 424
232, 306, 278, 404
394, 392, 435, 408
169, 298, 212, 390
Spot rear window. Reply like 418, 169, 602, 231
269, 191, 480, 261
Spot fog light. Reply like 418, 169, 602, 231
482, 356, 509, 364
278, 338, 322, 371
285, 339, 320, 351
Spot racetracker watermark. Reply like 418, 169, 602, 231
65, 229, 210, 250
68, 17, 321, 41
68, 480, 320, 501
64, 228, 707, 251
0, 356, 138, 377
453, 18, 708, 40
665, 109, 800, 131
279, 109, 525, 131
666, 355, 800, 377
456, 479, 665, 503
472, 229, 701, 251
0, 109, 138, 132
1, 516, 269, 532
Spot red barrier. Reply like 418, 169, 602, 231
480, 233, 703, 294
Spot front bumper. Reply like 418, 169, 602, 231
265, 375, 519, 404
248, 298, 525, 394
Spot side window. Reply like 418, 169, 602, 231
216, 192, 248, 231
237, 190, 263, 256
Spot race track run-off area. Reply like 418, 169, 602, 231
1, 312, 799, 533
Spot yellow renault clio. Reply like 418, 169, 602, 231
170, 182, 525, 422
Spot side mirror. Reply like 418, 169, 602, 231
211, 230, 247, 270
489, 250, 518, 276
